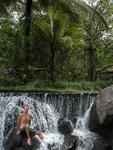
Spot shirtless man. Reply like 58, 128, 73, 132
16, 104, 46, 145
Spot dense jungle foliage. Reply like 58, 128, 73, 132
0, 0, 113, 91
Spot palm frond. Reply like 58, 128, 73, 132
37, 18, 53, 39
75, 0, 108, 29
59, 0, 108, 29
47, 7, 69, 38
53, 12, 69, 38
61, 36, 73, 48
73, 38, 86, 47
67, 27, 85, 38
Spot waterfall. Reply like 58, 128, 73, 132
0, 92, 97, 150
74, 95, 97, 150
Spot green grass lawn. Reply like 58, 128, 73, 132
0, 79, 112, 92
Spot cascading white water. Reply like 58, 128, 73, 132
74, 95, 97, 150
0, 92, 97, 150
0, 93, 63, 150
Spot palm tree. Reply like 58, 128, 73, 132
81, 1, 109, 80
24, 0, 33, 80
1, 0, 108, 81
42, 0, 108, 28
59, 0, 108, 81
36, 6, 85, 81
36, 0, 108, 81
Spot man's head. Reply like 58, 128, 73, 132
23, 104, 29, 113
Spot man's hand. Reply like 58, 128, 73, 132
16, 130, 20, 135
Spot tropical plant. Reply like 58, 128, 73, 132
0, 0, 111, 82
35, 6, 85, 81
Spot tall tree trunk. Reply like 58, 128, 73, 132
24, 0, 33, 80
50, 39, 56, 81
88, 46, 96, 81
50, 48, 55, 81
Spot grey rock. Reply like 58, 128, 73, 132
89, 85, 113, 137
58, 118, 73, 135
58, 118, 78, 150
96, 85, 113, 124
4, 128, 40, 150
92, 137, 112, 150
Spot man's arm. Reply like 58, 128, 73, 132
16, 114, 22, 134
29, 113, 32, 126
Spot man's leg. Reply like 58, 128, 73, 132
25, 126, 32, 145
37, 131, 44, 140
35, 131, 50, 144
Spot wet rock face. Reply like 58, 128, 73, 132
88, 103, 102, 133
58, 118, 73, 135
60, 135, 78, 150
64, 135, 78, 150
89, 85, 113, 139
48, 143, 62, 150
92, 137, 112, 150
4, 128, 40, 150
58, 118, 78, 150
96, 85, 113, 124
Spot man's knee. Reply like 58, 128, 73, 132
37, 131, 44, 139
36, 131, 42, 135
25, 125, 30, 131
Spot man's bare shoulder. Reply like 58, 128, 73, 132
28, 112, 32, 118
28, 112, 32, 116
19, 112, 23, 117
17, 113, 23, 119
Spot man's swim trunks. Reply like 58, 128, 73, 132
20, 127, 37, 137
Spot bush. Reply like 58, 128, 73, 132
0, 75, 21, 86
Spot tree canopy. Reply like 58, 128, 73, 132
0, 0, 113, 87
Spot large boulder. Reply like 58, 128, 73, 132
48, 143, 62, 150
58, 118, 78, 150
89, 85, 113, 139
63, 135, 78, 150
88, 103, 109, 136
96, 85, 113, 124
58, 118, 73, 135
4, 128, 40, 150
92, 137, 112, 150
